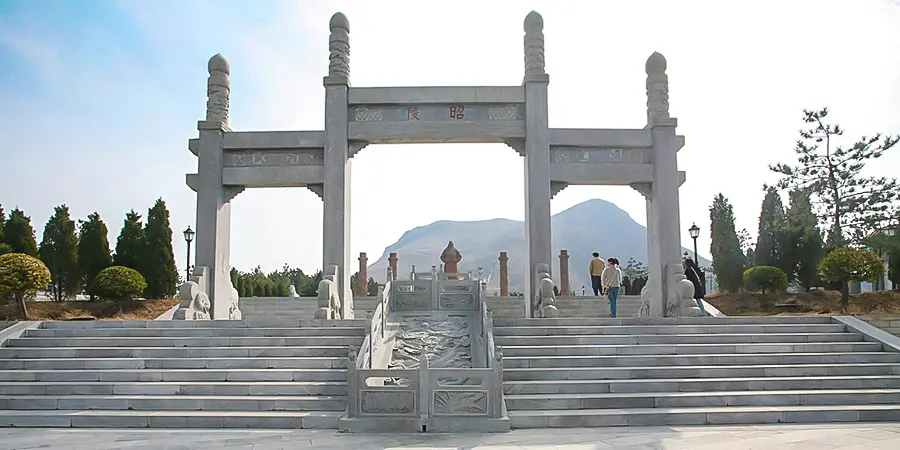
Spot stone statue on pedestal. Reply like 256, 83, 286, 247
440, 241, 463, 274
289, 285, 300, 298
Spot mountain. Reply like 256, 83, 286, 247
366, 199, 710, 294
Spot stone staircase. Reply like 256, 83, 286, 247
238, 297, 319, 320
494, 316, 900, 427
0, 319, 366, 428
487, 295, 643, 319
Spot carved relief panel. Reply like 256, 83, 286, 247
223, 150, 324, 167
349, 104, 525, 122
550, 146, 650, 164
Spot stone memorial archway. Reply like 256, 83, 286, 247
186, 11, 688, 319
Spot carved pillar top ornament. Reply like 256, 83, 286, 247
206, 53, 231, 124
523, 11, 547, 82
327, 12, 350, 82
645, 51, 670, 124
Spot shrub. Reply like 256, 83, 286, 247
818, 247, 885, 311
93, 266, 147, 301
742, 265, 788, 296
0, 253, 52, 320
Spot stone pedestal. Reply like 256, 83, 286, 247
499, 252, 509, 296
388, 253, 398, 281
358, 252, 368, 297
559, 249, 570, 295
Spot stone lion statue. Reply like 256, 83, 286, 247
531, 264, 560, 318
638, 284, 651, 317
228, 286, 242, 320
175, 280, 211, 320
666, 263, 703, 317
289, 285, 300, 298
315, 269, 343, 319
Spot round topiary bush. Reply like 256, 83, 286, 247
742, 265, 788, 296
92, 266, 147, 301
0, 253, 52, 320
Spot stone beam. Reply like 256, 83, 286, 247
188, 138, 199, 156
677, 135, 685, 151
222, 131, 324, 150
221, 166, 324, 187
549, 128, 652, 148
186, 174, 199, 192
348, 121, 525, 144
550, 162, 654, 185
348, 86, 524, 105
679, 170, 686, 186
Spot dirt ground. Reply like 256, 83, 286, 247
0, 298, 180, 321
705, 290, 900, 316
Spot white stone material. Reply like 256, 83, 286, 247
205, 54, 230, 124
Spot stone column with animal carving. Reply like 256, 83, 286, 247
499, 252, 509, 296
358, 252, 368, 298
388, 252, 398, 281
559, 249, 570, 295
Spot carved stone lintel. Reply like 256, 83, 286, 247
550, 181, 568, 199
631, 183, 652, 199
307, 184, 324, 200
349, 141, 369, 158
504, 139, 526, 157
224, 186, 245, 203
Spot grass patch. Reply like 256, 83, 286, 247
0, 298, 180, 321
705, 290, 900, 316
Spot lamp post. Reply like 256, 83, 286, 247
183, 226, 195, 282
688, 223, 700, 262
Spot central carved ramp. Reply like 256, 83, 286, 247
340, 268, 508, 432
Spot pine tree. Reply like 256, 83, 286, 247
77, 212, 113, 299
781, 189, 825, 291
4, 208, 38, 257
113, 210, 145, 272
142, 199, 178, 299
0, 205, 10, 256
709, 194, 746, 293
39, 205, 80, 301
754, 185, 787, 271
771, 108, 899, 247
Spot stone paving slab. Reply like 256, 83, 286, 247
0, 423, 899, 449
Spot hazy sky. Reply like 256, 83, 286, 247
2, 0, 899, 275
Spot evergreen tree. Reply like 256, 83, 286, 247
781, 189, 825, 290
113, 210, 145, 272
77, 212, 113, 299
142, 198, 179, 299
0, 205, 10, 256
771, 107, 899, 247
4, 208, 38, 257
709, 194, 746, 292
39, 205, 80, 301
753, 185, 787, 271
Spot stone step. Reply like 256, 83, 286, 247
0, 368, 346, 382
0, 409, 342, 428
494, 324, 846, 336
0, 381, 347, 396
40, 319, 369, 329
0, 346, 351, 359
7, 336, 363, 348
25, 327, 365, 338
494, 333, 861, 346
503, 363, 900, 381
0, 357, 348, 370
502, 352, 900, 368
503, 375, 900, 395
502, 342, 881, 357
493, 317, 833, 327
507, 404, 900, 428
505, 388, 900, 410
0, 394, 346, 411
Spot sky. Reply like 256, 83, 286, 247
2, 0, 899, 276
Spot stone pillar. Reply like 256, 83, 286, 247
523, 11, 552, 313
388, 252, 398, 281
559, 249, 570, 295
323, 13, 353, 318
645, 52, 683, 317
194, 53, 236, 319
499, 252, 509, 296
358, 252, 368, 298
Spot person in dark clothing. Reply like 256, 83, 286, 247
683, 258, 707, 314
588, 252, 605, 296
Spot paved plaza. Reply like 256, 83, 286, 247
1, 423, 899, 449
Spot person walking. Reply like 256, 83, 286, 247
683, 257, 707, 314
601, 257, 623, 318
588, 252, 605, 296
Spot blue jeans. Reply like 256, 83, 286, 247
608, 287, 619, 317
696, 298, 706, 314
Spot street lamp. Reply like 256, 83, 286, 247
183, 226, 195, 282
688, 223, 700, 262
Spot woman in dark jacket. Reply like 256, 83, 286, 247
683, 258, 707, 314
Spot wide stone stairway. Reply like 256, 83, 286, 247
487, 295, 643, 319
0, 319, 366, 428
495, 316, 900, 427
